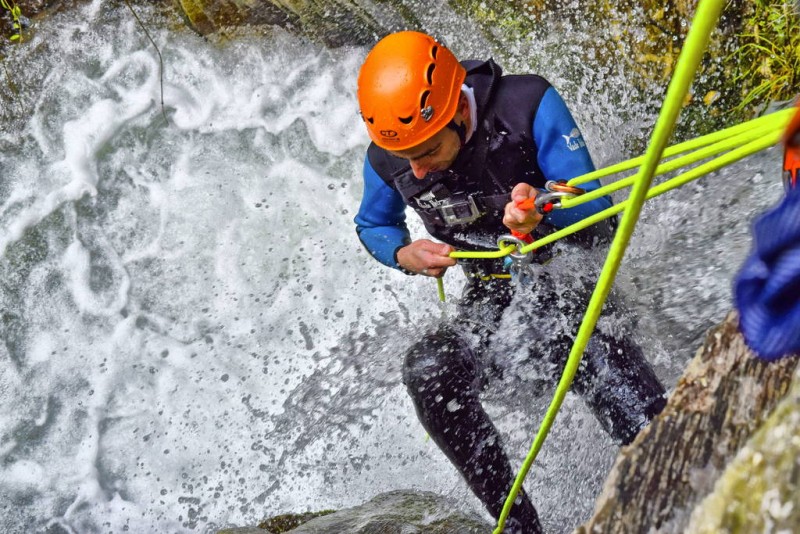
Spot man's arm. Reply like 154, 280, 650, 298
354, 157, 457, 276
533, 87, 613, 228
354, 157, 411, 270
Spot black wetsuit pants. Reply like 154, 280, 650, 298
402, 274, 667, 534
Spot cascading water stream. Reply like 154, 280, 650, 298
0, 3, 785, 533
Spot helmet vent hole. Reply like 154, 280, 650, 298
431, 46, 438, 59
426, 64, 436, 85
367, 117, 374, 124
399, 116, 413, 124
420, 90, 430, 109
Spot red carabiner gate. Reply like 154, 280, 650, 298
783, 104, 800, 191
512, 197, 537, 244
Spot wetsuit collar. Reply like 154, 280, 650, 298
462, 84, 478, 144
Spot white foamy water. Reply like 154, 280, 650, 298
0, 3, 786, 534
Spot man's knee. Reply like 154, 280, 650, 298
577, 332, 667, 444
401, 326, 483, 420
402, 327, 466, 388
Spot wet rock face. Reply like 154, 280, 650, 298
174, 0, 292, 37
221, 490, 493, 533
576, 312, 800, 534
0, 0, 77, 40
1, 0, 392, 46
172, 0, 391, 47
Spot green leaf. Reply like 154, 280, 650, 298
12, 22, 19, 28
12, 5, 20, 17
9, 34, 19, 41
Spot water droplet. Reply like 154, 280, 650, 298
446, 399, 461, 412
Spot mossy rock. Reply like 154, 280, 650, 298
172, 0, 386, 46
221, 491, 492, 534
685, 368, 800, 532
258, 510, 336, 533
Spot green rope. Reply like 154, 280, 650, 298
567, 108, 793, 187
450, 112, 796, 264
493, 0, 724, 532
561, 111, 791, 208
449, 111, 791, 261
520, 128, 784, 256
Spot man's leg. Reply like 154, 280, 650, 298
505, 273, 667, 446
572, 330, 667, 445
402, 324, 543, 533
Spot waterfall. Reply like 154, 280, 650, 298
0, 2, 785, 533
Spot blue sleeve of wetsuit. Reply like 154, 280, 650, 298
353, 156, 411, 270
533, 87, 613, 228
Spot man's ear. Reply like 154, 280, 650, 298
458, 92, 469, 118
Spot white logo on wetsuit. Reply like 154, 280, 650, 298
562, 128, 586, 151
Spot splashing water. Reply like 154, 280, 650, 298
0, 3, 785, 533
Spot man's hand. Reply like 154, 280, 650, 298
397, 239, 456, 277
503, 183, 544, 235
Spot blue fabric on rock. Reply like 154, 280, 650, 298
734, 185, 800, 360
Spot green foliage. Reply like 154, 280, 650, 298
0, 0, 23, 42
732, 0, 800, 114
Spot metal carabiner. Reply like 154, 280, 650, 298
534, 190, 578, 214
535, 181, 585, 213
545, 180, 585, 196
497, 234, 532, 265
498, 234, 536, 284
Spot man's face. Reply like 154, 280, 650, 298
390, 126, 462, 179
389, 95, 469, 180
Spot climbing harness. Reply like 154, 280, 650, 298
435, 107, 791, 304
435, 106, 792, 304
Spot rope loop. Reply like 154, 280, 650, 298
497, 234, 532, 264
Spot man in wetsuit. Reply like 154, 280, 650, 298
353, 31, 666, 533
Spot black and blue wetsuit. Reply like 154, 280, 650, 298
354, 60, 666, 533
355, 62, 613, 269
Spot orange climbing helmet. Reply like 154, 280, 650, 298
357, 31, 466, 151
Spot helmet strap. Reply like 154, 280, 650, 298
446, 119, 467, 147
